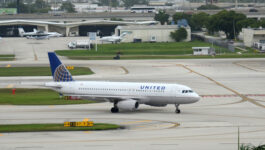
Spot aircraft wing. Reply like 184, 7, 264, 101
65, 94, 143, 102
107, 39, 116, 42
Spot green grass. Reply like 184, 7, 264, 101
0, 123, 120, 132
55, 42, 265, 60
0, 67, 93, 76
58, 53, 265, 60
0, 89, 95, 105
55, 41, 229, 57
0, 55, 15, 61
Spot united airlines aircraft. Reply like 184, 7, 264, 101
45, 52, 200, 113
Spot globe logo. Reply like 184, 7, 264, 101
54, 64, 73, 82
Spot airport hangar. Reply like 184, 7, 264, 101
0, 19, 191, 42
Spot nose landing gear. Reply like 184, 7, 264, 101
175, 104, 181, 113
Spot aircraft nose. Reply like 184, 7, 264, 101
193, 93, 200, 102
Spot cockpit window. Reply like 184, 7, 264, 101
182, 90, 193, 93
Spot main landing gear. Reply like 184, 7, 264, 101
111, 101, 119, 113
175, 104, 181, 114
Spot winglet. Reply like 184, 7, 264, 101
48, 52, 74, 82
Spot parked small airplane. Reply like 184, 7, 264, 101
26, 35, 50, 40
18, 28, 38, 37
100, 32, 128, 44
45, 52, 200, 113
18, 28, 63, 38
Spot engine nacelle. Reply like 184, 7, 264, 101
117, 99, 139, 111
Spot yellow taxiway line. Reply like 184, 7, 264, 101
178, 64, 265, 108
120, 66, 129, 74
121, 120, 152, 125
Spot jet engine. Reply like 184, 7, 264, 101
117, 99, 139, 111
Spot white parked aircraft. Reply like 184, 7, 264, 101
45, 52, 200, 113
100, 32, 128, 44
18, 28, 63, 38
18, 28, 38, 37
26, 35, 50, 40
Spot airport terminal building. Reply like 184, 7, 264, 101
116, 25, 191, 42
0, 19, 191, 42
242, 27, 265, 47
0, 20, 143, 37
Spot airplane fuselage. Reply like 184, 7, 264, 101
46, 81, 200, 106
46, 52, 200, 113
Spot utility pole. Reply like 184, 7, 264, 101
17, 0, 20, 14
238, 127, 240, 150
109, 0, 112, 12
233, 19, 236, 41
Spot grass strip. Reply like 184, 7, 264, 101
55, 41, 230, 57
0, 55, 15, 61
0, 123, 120, 132
0, 89, 95, 105
0, 67, 93, 76
55, 41, 265, 60
65, 53, 265, 60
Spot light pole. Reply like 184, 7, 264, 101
233, 19, 236, 41
238, 126, 240, 150
17, 0, 20, 14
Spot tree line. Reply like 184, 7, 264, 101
3, 0, 76, 13
155, 10, 265, 39
2, 0, 150, 13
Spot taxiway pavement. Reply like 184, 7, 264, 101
0, 58, 265, 150
0, 38, 265, 150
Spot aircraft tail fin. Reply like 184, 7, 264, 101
18, 28, 25, 37
48, 52, 74, 82
120, 32, 128, 38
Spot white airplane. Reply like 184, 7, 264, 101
18, 28, 38, 37
26, 35, 50, 40
18, 28, 63, 38
45, 52, 200, 113
100, 32, 128, 44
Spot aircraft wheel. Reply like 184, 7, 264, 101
175, 109, 181, 114
175, 104, 181, 114
111, 107, 119, 113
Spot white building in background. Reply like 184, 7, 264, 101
192, 47, 211, 55
242, 27, 265, 47
116, 25, 191, 43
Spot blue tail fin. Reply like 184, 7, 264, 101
48, 52, 74, 82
